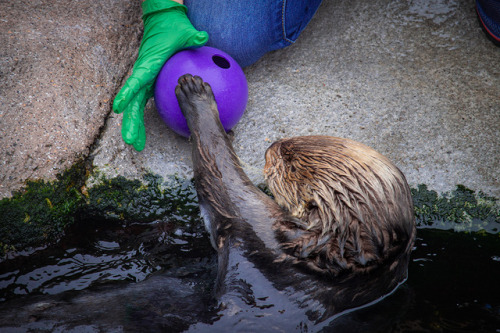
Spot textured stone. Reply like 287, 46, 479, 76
0, 0, 142, 198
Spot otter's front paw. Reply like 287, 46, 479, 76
175, 74, 216, 117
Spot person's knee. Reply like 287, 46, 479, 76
206, 35, 271, 68
185, 1, 282, 67
185, 0, 323, 67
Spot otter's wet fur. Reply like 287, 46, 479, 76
264, 136, 416, 276
175, 74, 416, 329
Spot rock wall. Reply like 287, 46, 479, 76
0, 0, 142, 198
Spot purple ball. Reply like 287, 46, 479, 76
154, 46, 248, 137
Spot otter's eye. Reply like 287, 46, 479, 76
306, 201, 318, 210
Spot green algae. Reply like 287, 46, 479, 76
0, 163, 86, 255
1, 166, 498, 258
411, 184, 499, 233
0, 168, 200, 257
83, 172, 199, 223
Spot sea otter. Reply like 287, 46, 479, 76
175, 74, 416, 330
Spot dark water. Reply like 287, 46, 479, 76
0, 219, 215, 302
401, 228, 500, 332
0, 218, 498, 332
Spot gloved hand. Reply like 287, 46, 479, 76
113, 0, 208, 151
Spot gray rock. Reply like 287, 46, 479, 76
0, 0, 142, 198
2, 0, 499, 199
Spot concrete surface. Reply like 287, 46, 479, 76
2, 0, 499, 199
93, 0, 500, 197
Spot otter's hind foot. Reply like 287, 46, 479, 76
175, 74, 217, 118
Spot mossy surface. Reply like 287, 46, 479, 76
0, 163, 86, 255
83, 173, 198, 223
411, 184, 499, 233
1, 163, 498, 259
0, 169, 199, 257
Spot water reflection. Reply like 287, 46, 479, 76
0, 218, 214, 302
0, 221, 498, 332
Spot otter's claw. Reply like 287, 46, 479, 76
175, 74, 221, 135
175, 74, 216, 114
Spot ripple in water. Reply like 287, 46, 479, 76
0, 220, 498, 332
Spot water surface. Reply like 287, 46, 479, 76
0, 218, 498, 332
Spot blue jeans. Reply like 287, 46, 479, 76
185, 0, 323, 67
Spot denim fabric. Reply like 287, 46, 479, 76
185, 0, 323, 67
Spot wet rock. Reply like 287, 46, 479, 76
0, 0, 142, 199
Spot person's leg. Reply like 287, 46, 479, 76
185, 0, 323, 67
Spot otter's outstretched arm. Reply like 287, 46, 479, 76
175, 75, 284, 251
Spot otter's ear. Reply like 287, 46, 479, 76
280, 141, 295, 163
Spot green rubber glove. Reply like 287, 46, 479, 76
113, 0, 208, 151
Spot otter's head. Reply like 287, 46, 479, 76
264, 135, 416, 287
264, 136, 415, 267
264, 138, 317, 223
264, 136, 359, 233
